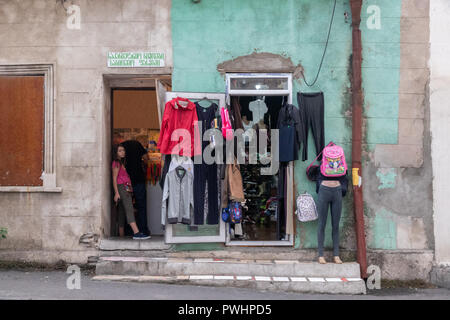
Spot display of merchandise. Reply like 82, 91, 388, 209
239, 157, 278, 240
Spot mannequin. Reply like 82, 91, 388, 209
248, 96, 268, 130
316, 171, 349, 265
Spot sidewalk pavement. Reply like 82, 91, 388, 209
1, 270, 450, 300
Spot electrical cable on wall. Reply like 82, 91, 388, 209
302, 0, 337, 87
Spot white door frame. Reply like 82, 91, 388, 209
163, 91, 227, 244
225, 73, 295, 247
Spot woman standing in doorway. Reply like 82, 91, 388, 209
112, 144, 150, 240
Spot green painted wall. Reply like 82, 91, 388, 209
171, 0, 401, 251
361, 0, 401, 149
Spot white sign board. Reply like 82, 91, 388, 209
107, 52, 165, 68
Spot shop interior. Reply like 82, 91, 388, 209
230, 95, 286, 242
110, 88, 164, 237
109, 86, 290, 243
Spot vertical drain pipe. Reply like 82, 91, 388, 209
350, 0, 368, 279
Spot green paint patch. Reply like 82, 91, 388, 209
376, 168, 397, 189
370, 208, 397, 250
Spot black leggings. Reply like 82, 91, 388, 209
317, 184, 342, 257
297, 92, 325, 161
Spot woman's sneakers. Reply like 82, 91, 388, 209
133, 232, 151, 240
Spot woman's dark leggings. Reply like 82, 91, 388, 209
317, 184, 342, 257
297, 92, 325, 161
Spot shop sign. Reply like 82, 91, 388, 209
107, 52, 165, 67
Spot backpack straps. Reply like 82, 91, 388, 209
305, 141, 335, 171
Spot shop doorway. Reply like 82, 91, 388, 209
225, 73, 295, 246
229, 95, 286, 242
110, 86, 167, 238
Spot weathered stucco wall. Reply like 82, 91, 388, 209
362, 0, 433, 266
430, 0, 450, 266
0, 0, 436, 281
0, 0, 172, 263
171, 0, 434, 279
172, 0, 355, 251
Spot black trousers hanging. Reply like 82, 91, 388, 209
193, 102, 220, 225
297, 92, 325, 161
194, 162, 219, 225
277, 162, 288, 240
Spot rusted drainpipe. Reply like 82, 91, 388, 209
350, 0, 368, 279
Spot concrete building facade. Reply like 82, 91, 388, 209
0, 0, 446, 284
430, 0, 450, 288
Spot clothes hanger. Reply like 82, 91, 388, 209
174, 96, 189, 108
197, 96, 216, 105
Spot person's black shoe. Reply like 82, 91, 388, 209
133, 232, 151, 240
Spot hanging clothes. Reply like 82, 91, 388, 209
157, 97, 199, 157
277, 103, 303, 162
193, 102, 220, 225
161, 156, 194, 226
230, 96, 244, 130
227, 158, 245, 203
297, 92, 325, 161
264, 96, 283, 129
277, 162, 288, 240
159, 154, 171, 190
238, 96, 254, 122
147, 161, 161, 185
248, 98, 268, 124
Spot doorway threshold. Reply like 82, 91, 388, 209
99, 236, 170, 251
226, 239, 294, 247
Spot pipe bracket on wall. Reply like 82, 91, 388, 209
352, 168, 362, 187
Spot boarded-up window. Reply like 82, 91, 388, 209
0, 76, 44, 186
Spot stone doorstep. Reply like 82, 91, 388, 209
99, 256, 358, 265
99, 237, 171, 251
96, 256, 362, 279
92, 274, 367, 295
93, 275, 363, 283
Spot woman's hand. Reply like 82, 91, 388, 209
114, 192, 120, 203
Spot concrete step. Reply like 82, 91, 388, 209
99, 236, 171, 251
92, 274, 367, 295
96, 256, 362, 279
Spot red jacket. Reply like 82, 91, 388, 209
158, 97, 199, 156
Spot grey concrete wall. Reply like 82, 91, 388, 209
0, 0, 172, 264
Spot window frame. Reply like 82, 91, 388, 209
226, 73, 293, 102
0, 64, 61, 192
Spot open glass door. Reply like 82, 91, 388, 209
161, 91, 226, 244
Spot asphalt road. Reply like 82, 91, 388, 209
0, 270, 449, 300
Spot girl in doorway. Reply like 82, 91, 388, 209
112, 144, 150, 240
